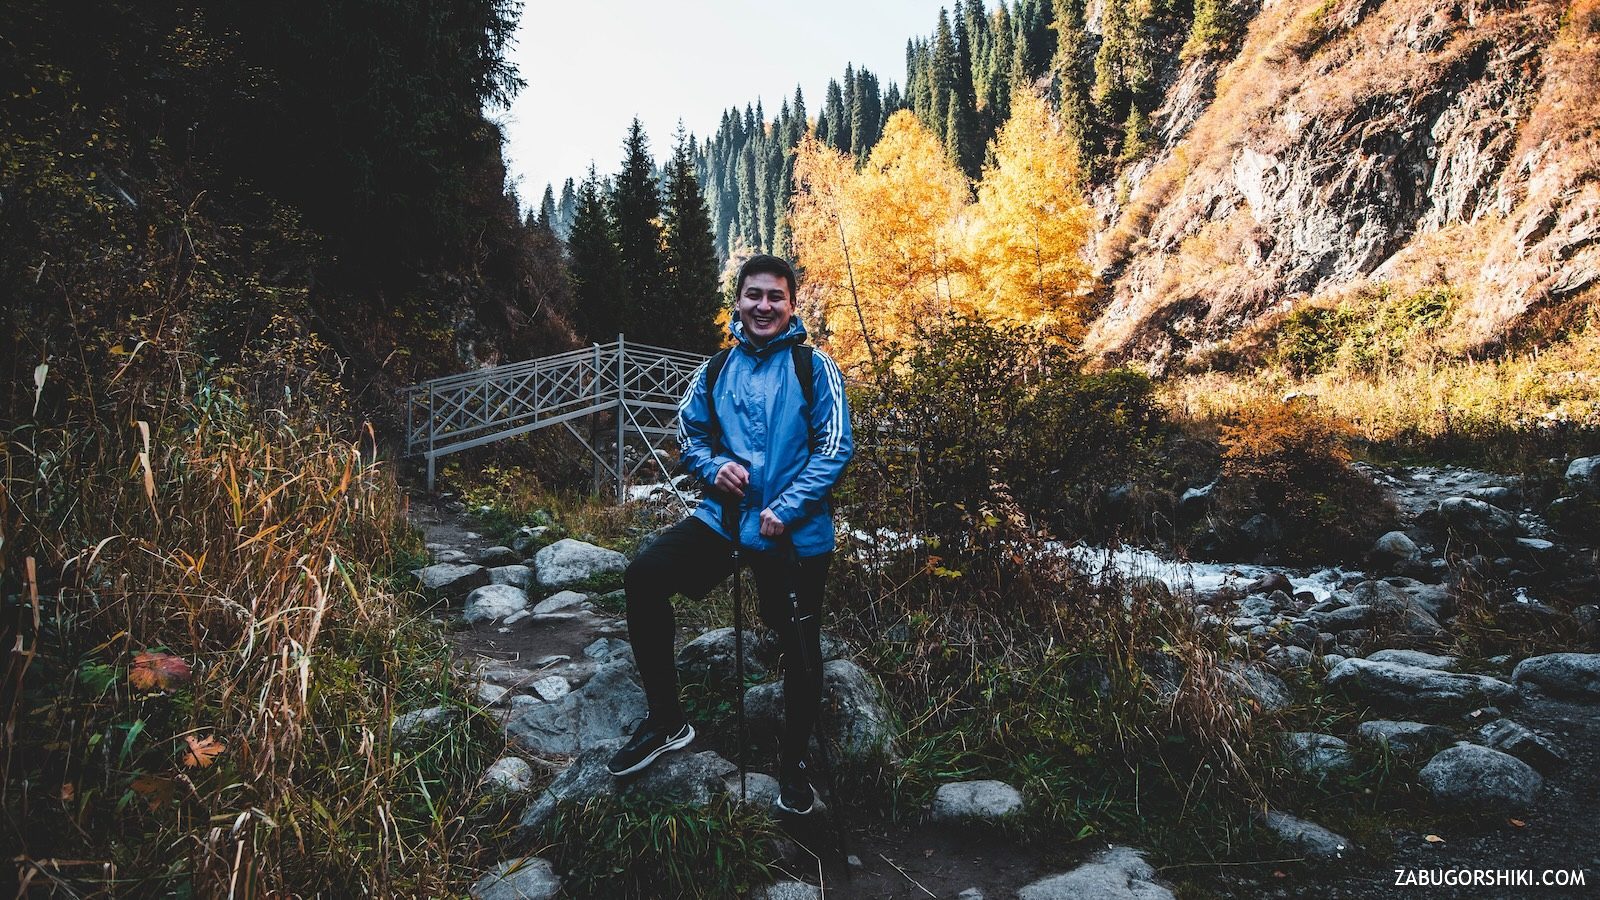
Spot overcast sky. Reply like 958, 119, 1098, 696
497, 0, 945, 208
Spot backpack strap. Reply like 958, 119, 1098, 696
702, 347, 733, 456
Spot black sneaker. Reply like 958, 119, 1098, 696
775, 759, 820, 815
607, 718, 695, 776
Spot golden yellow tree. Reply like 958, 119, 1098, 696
967, 88, 1095, 338
791, 112, 970, 369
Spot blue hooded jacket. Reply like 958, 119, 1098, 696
677, 316, 853, 557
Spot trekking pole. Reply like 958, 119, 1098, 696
723, 500, 748, 803
781, 539, 854, 877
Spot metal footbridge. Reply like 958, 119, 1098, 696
402, 335, 709, 494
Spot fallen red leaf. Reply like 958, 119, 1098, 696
129, 652, 192, 691
130, 775, 175, 811
182, 734, 225, 768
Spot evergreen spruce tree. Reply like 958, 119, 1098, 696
1052, 0, 1095, 171
841, 64, 857, 155
823, 78, 848, 154
1118, 101, 1151, 164
662, 131, 723, 352
556, 177, 578, 240
1184, 0, 1244, 59
930, 8, 957, 142
567, 167, 626, 342
535, 183, 558, 233
850, 68, 884, 159
610, 118, 668, 338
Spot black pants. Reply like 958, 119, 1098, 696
625, 517, 828, 766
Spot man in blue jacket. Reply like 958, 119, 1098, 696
607, 254, 853, 816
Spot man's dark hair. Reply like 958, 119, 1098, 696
735, 254, 797, 301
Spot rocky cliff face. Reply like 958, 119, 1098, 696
1085, 0, 1598, 371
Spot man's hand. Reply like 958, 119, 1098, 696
714, 461, 749, 497
759, 508, 785, 538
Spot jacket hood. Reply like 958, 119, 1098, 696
729, 314, 808, 354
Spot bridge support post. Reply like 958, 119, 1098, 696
615, 333, 626, 499
590, 342, 603, 495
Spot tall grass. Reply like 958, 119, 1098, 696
2, 334, 507, 894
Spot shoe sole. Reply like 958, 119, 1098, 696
606, 723, 696, 777
773, 783, 821, 816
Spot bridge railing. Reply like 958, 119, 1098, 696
401, 336, 710, 493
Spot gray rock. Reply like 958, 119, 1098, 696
745, 659, 896, 760
1238, 594, 1280, 618
1018, 846, 1174, 900
1438, 497, 1520, 539
1512, 653, 1600, 699
464, 584, 529, 624
1565, 456, 1600, 495
759, 882, 822, 900
431, 548, 471, 564
1326, 658, 1517, 714
518, 744, 735, 835
412, 563, 489, 595
957, 890, 984, 900
1367, 649, 1458, 670
471, 858, 560, 900
1178, 482, 1216, 515
530, 675, 570, 702
1261, 810, 1354, 860
1321, 653, 1347, 670
1349, 580, 1444, 640
1264, 645, 1314, 671
477, 545, 519, 567
1419, 744, 1542, 815
677, 628, 769, 682
1372, 531, 1421, 563
477, 683, 511, 706
501, 609, 530, 626
1308, 604, 1376, 632
1355, 720, 1452, 755
487, 564, 535, 590
480, 757, 536, 795
1221, 661, 1293, 713
584, 638, 617, 660
391, 705, 458, 745
1479, 719, 1569, 773
1281, 732, 1354, 777
724, 771, 781, 808
505, 659, 646, 755
532, 589, 587, 615
533, 539, 627, 590
930, 780, 1025, 822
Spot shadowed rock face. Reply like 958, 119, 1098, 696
1081, 0, 1594, 370
1325, 657, 1517, 713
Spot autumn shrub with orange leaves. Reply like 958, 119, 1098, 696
1216, 400, 1395, 560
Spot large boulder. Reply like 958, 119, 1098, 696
486, 564, 535, 590
517, 743, 736, 835
1018, 846, 1175, 900
412, 563, 489, 596
463, 584, 529, 624
676, 628, 769, 683
930, 780, 1025, 822
1354, 720, 1452, 755
1511, 653, 1600, 699
1371, 531, 1421, 564
505, 659, 647, 755
744, 659, 896, 760
1261, 810, 1354, 861
470, 858, 560, 900
1478, 719, 1568, 774
1419, 744, 1542, 815
1325, 658, 1516, 714
1347, 580, 1444, 641
1280, 732, 1354, 778
1566, 456, 1600, 495
1220, 661, 1293, 714
533, 539, 627, 590
1437, 497, 1520, 540
1366, 649, 1457, 670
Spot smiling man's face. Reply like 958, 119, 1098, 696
735, 271, 794, 345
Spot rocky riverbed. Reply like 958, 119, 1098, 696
403, 456, 1600, 898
